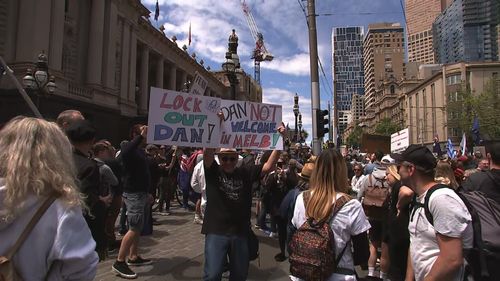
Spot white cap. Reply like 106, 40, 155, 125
381, 155, 396, 165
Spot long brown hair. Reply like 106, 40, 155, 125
306, 149, 348, 222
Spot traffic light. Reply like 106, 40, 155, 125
315, 109, 329, 138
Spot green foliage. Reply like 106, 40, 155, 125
374, 118, 402, 136
346, 125, 363, 148
448, 79, 500, 140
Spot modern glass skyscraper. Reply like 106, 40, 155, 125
433, 0, 499, 63
332, 27, 364, 112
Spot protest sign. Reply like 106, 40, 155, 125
147, 87, 221, 148
219, 100, 283, 150
189, 71, 208, 96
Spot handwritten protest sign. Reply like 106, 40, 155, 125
147, 87, 221, 148
219, 100, 283, 150
189, 71, 208, 96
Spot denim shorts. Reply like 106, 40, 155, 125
123, 192, 148, 232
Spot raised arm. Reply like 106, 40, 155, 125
262, 123, 287, 174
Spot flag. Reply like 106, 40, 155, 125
188, 22, 192, 46
460, 132, 467, 155
471, 116, 482, 145
447, 139, 456, 159
433, 135, 443, 156
154, 0, 160, 21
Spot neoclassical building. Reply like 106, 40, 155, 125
0, 0, 261, 142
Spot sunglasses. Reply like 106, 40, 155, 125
220, 156, 238, 162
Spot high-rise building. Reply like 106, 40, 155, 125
350, 93, 365, 123
433, 0, 500, 64
332, 26, 364, 112
405, 0, 446, 64
363, 23, 405, 111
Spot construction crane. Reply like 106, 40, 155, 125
241, 0, 274, 85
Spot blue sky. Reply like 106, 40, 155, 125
142, 0, 406, 143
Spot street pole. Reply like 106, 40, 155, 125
307, 0, 321, 155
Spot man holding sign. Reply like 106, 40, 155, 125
202, 119, 287, 281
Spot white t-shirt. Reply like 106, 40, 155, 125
408, 187, 473, 281
291, 192, 371, 281
350, 175, 366, 195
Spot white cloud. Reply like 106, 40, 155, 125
262, 87, 313, 142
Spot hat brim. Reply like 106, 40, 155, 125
297, 173, 310, 180
390, 153, 405, 163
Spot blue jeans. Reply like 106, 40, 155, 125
203, 234, 249, 281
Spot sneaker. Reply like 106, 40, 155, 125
269, 232, 277, 238
112, 261, 137, 279
222, 270, 230, 279
127, 256, 153, 266
193, 217, 204, 225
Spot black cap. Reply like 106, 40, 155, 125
65, 120, 96, 143
391, 144, 437, 171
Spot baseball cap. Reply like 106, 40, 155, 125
391, 144, 437, 171
381, 155, 396, 165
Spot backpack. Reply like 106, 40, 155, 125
411, 184, 500, 281
0, 195, 56, 281
362, 174, 390, 220
289, 191, 352, 281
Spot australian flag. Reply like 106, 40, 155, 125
471, 117, 482, 145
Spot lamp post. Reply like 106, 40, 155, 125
293, 93, 299, 142
298, 113, 303, 143
22, 51, 56, 111
222, 54, 237, 100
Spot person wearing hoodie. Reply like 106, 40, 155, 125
0, 117, 98, 280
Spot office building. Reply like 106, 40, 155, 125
433, 0, 500, 64
332, 26, 365, 111
363, 23, 405, 111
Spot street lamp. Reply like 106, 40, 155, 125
293, 93, 299, 142
222, 53, 237, 100
22, 51, 56, 110
298, 113, 303, 143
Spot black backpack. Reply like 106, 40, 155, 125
411, 184, 500, 281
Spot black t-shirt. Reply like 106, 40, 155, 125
202, 161, 263, 236
462, 169, 500, 203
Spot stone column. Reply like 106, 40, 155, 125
104, 1, 118, 88
156, 57, 164, 89
86, 0, 105, 85
128, 31, 137, 102
49, 0, 65, 71
168, 65, 177, 91
120, 21, 131, 101
16, 0, 51, 62
139, 47, 149, 113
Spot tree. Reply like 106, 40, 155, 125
346, 124, 363, 148
449, 79, 500, 141
374, 118, 402, 136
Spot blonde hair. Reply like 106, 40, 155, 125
387, 165, 401, 181
435, 161, 459, 189
0, 117, 84, 220
306, 149, 348, 222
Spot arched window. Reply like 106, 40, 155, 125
390, 85, 395, 94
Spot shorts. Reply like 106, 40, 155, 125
368, 219, 389, 243
123, 192, 148, 232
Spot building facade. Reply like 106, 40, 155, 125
404, 62, 500, 145
0, 0, 261, 142
363, 23, 405, 112
433, 0, 500, 64
405, 0, 451, 64
332, 27, 364, 112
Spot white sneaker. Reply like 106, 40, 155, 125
193, 215, 203, 224
269, 232, 277, 238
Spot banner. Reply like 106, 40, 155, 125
219, 100, 283, 150
147, 87, 221, 148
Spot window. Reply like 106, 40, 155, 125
390, 85, 395, 94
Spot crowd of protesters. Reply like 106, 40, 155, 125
0, 110, 499, 281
